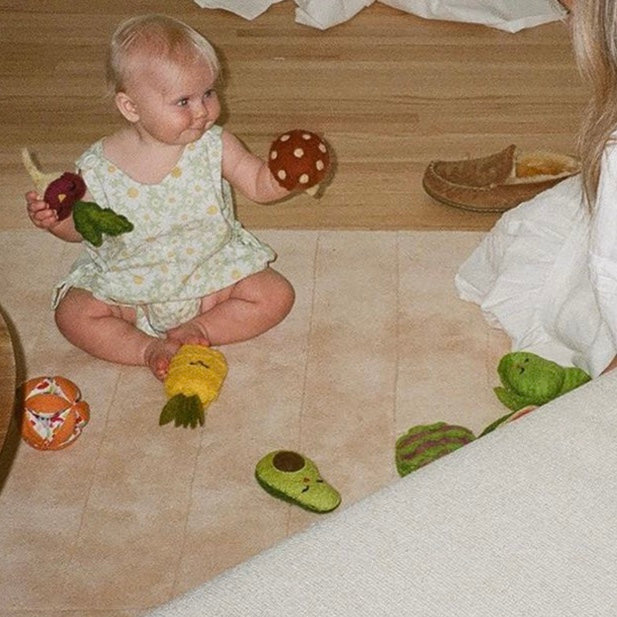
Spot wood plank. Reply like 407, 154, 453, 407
0, 1, 585, 231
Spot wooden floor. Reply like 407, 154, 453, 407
0, 0, 585, 232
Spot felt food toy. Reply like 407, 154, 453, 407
22, 148, 86, 221
21, 147, 133, 246
20, 376, 90, 450
268, 130, 330, 195
479, 405, 539, 437
160, 344, 228, 428
395, 422, 476, 477
255, 450, 341, 513
493, 351, 590, 413
71, 201, 134, 247
44, 173, 88, 221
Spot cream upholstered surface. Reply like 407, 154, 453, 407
145, 370, 617, 617
0, 228, 508, 616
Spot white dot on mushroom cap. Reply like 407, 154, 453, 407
316, 160, 324, 171
280, 134, 291, 142
277, 170, 287, 180
299, 174, 310, 184
293, 148, 304, 158
302, 133, 311, 140
318, 143, 327, 153
270, 150, 278, 160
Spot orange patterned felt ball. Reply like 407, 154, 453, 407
20, 376, 90, 451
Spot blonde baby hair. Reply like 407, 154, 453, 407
106, 14, 220, 95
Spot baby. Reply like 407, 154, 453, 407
26, 14, 314, 380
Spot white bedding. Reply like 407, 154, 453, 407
194, 0, 568, 32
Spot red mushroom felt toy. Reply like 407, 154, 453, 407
268, 130, 330, 195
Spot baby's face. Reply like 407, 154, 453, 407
125, 55, 220, 146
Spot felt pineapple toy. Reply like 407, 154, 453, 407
160, 344, 228, 428
21, 148, 133, 246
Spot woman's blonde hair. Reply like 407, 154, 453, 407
572, 0, 617, 209
106, 14, 220, 94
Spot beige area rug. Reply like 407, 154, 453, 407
0, 229, 509, 617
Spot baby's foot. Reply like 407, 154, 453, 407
166, 321, 210, 347
143, 338, 182, 381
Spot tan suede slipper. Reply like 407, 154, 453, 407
422, 145, 580, 213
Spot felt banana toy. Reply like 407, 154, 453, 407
21, 148, 67, 195
160, 344, 228, 428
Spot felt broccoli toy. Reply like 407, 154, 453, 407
480, 351, 591, 436
22, 148, 133, 246
71, 201, 133, 247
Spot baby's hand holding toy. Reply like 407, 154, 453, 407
22, 149, 87, 221
268, 130, 331, 196
21, 148, 133, 246
26, 191, 62, 230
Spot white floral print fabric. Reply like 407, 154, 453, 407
52, 125, 275, 336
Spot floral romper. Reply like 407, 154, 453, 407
52, 125, 275, 337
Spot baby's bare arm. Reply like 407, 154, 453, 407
221, 130, 291, 203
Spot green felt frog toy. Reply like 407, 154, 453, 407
481, 351, 591, 436
494, 352, 590, 411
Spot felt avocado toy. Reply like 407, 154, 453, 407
22, 148, 133, 246
255, 450, 341, 513
481, 351, 591, 436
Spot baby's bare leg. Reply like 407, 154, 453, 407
54, 288, 180, 380
166, 268, 295, 346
